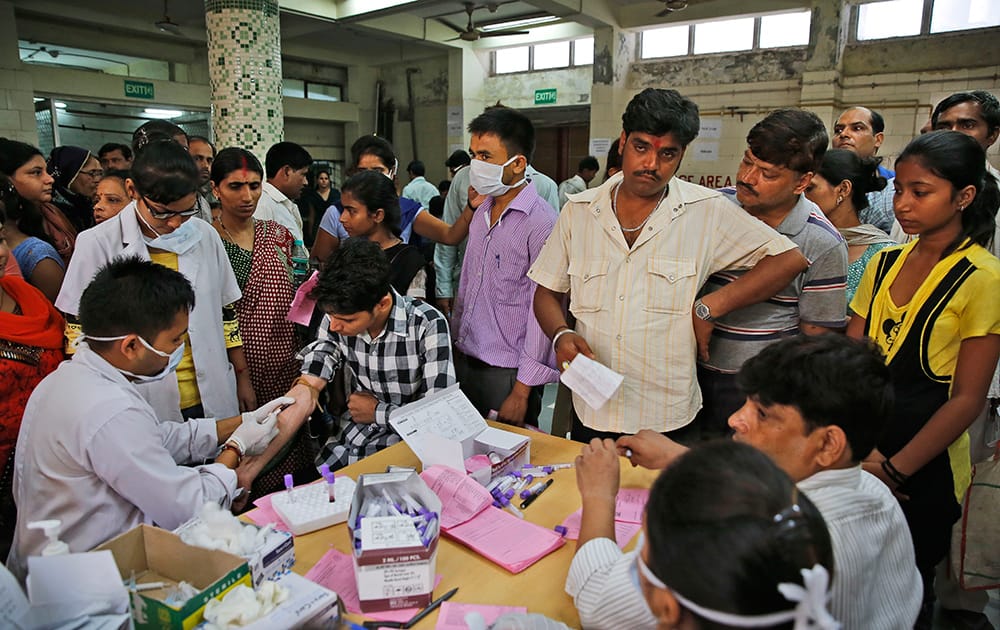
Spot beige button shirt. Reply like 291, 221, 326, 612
528, 173, 796, 433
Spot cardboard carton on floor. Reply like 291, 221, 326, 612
348, 471, 442, 613
95, 524, 251, 630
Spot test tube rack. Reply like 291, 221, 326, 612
271, 477, 357, 536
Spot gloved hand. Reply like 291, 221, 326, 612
228, 396, 293, 456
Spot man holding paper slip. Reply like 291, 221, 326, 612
238, 240, 456, 484
529, 88, 807, 441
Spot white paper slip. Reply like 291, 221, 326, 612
559, 355, 624, 410
389, 383, 484, 462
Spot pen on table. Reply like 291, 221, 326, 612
402, 587, 459, 628
520, 478, 554, 509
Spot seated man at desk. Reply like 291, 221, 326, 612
240, 239, 456, 483
8, 257, 286, 580
570, 335, 921, 630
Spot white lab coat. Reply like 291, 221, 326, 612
55, 202, 241, 422
7, 344, 235, 581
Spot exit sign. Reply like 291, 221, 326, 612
534, 88, 557, 105
124, 79, 155, 100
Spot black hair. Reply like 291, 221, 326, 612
896, 130, 999, 252
621, 88, 700, 147
101, 169, 131, 187
578, 156, 600, 172
264, 141, 313, 179
932, 91, 1000, 134
129, 140, 199, 204
747, 109, 828, 174
445, 150, 471, 169
437, 180, 451, 195
349, 135, 397, 174
468, 107, 536, 163
0, 173, 47, 241
188, 135, 217, 156
407, 160, 426, 177
98, 142, 133, 161
605, 138, 622, 180
211, 147, 264, 186
646, 441, 834, 630
132, 120, 187, 154
847, 107, 887, 135
737, 335, 892, 462
79, 255, 196, 345
0, 138, 43, 177
341, 170, 401, 237
816, 149, 887, 213
309, 238, 391, 315
428, 195, 444, 218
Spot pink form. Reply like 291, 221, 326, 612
435, 602, 527, 630
445, 506, 565, 574
420, 465, 494, 529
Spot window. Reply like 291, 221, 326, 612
694, 17, 754, 54
641, 25, 689, 59
495, 46, 530, 74
492, 37, 594, 75
282, 79, 306, 98
931, 0, 1000, 33
638, 10, 811, 60
306, 82, 342, 102
759, 11, 812, 48
534, 41, 570, 70
857, 0, 1000, 40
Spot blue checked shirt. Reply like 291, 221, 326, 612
298, 290, 456, 469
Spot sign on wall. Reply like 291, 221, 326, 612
124, 80, 155, 100
534, 89, 557, 105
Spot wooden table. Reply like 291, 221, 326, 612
281, 424, 658, 628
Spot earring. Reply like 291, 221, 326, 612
836, 195, 843, 205
958, 204, 965, 212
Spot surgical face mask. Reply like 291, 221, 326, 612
135, 207, 202, 255
84, 333, 185, 383
468, 155, 526, 198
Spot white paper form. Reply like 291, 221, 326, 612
389, 383, 485, 464
559, 354, 624, 410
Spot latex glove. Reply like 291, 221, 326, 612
230, 397, 293, 456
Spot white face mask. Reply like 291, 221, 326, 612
135, 208, 202, 255
84, 333, 185, 383
468, 155, 526, 198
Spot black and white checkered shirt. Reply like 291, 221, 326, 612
299, 291, 456, 470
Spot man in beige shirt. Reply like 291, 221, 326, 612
528, 88, 808, 440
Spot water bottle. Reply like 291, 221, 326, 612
291, 239, 309, 286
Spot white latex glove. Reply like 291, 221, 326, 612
229, 396, 293, 456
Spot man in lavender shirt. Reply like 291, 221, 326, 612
451, 107, 559, 426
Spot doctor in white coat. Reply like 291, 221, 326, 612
56, 140, 254, 422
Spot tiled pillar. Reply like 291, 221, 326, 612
205, 0, 283, 160
0, 1, 38, 145
590, 25, 635, 173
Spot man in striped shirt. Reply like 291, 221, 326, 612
575, 336, 922, 629
697, 109, 848, 440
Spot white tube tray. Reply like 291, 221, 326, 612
271, 477, 357, 536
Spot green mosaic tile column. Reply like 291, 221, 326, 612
205, 0, 283, 159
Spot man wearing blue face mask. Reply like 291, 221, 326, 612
449, 106, 560, 426
56, 140, 255, 423
8, 257, 290, 581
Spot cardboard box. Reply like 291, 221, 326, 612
207, 572, 341, 630
348, 471, 442, 613
174, 518, 294, 587
96, 524, 251, 630
389, 384, 530, 483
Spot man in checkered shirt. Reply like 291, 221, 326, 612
244, 239, 455, 476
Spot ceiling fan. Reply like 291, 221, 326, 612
438, 2, 529, 42
656, 0, 689, 17
155, 0, 183, 36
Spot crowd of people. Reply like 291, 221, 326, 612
0, 86, 998, 629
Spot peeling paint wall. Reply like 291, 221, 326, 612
843, 30, 1000, 76
630, 49, 807, 90
483, 66, 593, 110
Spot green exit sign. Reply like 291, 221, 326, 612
124, 79, 155, 100
534, 88, 557, 105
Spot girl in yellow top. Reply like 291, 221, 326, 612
847, 131, 1000, 625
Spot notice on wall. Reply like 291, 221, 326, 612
692, 142, 719, 161
447, 106, 463, 137
588, 138, 612, 158
699, 118, 722, 139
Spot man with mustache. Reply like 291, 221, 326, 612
529, 88, 808, 442
695, 109, 848, 440
188, 135, 217, 223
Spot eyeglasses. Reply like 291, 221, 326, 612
79, 169, 104, 179
140, 194, 199, 220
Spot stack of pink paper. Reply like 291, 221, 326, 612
558, 488, 648, 549
421, 466, 565, 574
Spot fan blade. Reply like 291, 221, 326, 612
435, 18, 465, 34
479, 29, 529, 37
655, 7, 674, 17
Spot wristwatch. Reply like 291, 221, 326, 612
694, 299, 713, 322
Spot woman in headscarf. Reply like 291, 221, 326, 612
47, 145, 102, 232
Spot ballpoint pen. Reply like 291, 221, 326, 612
362, 587, 459, 629
520, 478, 554, 509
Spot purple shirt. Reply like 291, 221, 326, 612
452, 182, 559, 387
